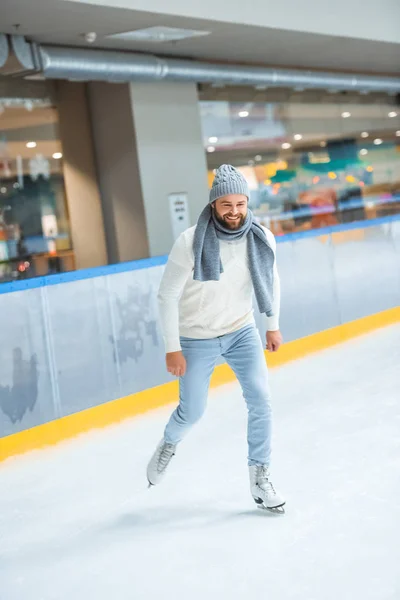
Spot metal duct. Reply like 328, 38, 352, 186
10, 38, 400, 94
0, 35, 41, 76
0, 34, 9, 69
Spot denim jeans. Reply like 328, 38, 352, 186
164, 324, 272, 466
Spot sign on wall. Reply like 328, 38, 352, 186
168, 192, 191, 240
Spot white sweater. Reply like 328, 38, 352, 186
157, 225, 280, 353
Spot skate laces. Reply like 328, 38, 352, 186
257, 465, 276, 495
157, 443, 176, 473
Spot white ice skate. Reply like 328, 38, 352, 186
249, 465, 286, 514
147, 439, 177, 487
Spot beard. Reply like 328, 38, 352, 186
213, 209, 247, 230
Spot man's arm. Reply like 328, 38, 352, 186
157, 233, 193, 375
263, 228, 283, 352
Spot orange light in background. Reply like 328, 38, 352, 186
312, 176, 320, 184
346, 175, 356, 183
328, 172, 337, 179
366, 166, 374, 172
271, 183, 281, 194
264, 179, 272, 185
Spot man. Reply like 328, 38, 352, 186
147, 164, 285, 512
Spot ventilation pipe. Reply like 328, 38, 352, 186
0, 34, 9, 70
3, 35, 400, 94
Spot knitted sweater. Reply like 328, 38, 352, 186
158, 225, 280, 353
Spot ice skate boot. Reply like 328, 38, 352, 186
147, 439, 176, 487
249, 465, 285, 514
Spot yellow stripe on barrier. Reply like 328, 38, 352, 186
1, 306, 399, 463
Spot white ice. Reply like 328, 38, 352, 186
1, 324, 400, 600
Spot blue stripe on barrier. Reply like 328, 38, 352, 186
0, 255, 169, 295
0, 213, 399, 295
274, 214, 400, 243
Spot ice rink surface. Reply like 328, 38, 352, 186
1, 324, 399, 600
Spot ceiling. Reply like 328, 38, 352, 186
0, 0, 400, 75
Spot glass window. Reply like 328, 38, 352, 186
200, 98, 400, 235
0, 98, 72, 282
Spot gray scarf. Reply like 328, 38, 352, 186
193, 204, 275, 316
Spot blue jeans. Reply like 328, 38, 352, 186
164, 324, 272, 466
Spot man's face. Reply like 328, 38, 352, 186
213, 194, 248, 230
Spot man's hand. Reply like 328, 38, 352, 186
266, 330, 283, 352
166, 351, 187, 377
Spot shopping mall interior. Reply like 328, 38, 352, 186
0, 0, 400, 282
1, 78, 400, 281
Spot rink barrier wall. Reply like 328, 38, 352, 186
1, 306, 399, 463
0, 213, 397, 296
1, 214, 400, 461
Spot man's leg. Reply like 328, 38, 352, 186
221, 325, 272, 466
222, 325, 285, 510
147, 337, 219, 486
164, 337, 220, 444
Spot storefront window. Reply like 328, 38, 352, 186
0, 98, 72, 282
200, 98, 400, 235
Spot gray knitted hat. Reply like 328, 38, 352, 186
209, 164, 249, 204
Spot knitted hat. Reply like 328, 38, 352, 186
209, 164, 249, 204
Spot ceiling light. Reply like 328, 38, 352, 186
26, 141, 37, 148
294, 134, 302, 141
238, 111, 249, 118
341, 111, 351, 118
366, 166, 374, 172
373, 138, 383, 145
52, 152, 63, 159
207, 146, 215, 153
360, 149, 368, 156
107, 26, 210, 43
388, 111, 397, 118
361, 132, 369, 138
208, 136, 218, 144
282, 142, 291, 150
0, 187, 6, 194
396, 131, 400, 137
255, 155, 262, 161
84, 32, 97, 43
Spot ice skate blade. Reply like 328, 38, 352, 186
258, 504, 285, 515
253, 496, 285, 514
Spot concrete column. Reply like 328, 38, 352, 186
87, 82, 150, 263
56, 81, 107, 269
88, 80, 208, 261
129, 81, 209, 257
